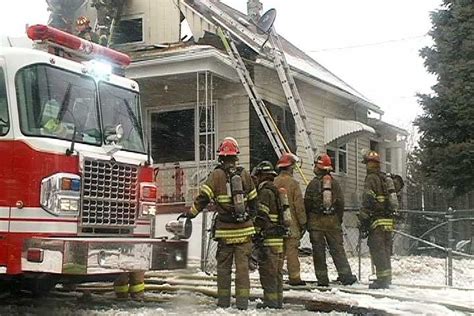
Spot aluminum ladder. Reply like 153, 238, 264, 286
267, 27, 318, 163
217, 28, 288, 158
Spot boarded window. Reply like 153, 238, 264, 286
150, 109, 195, 163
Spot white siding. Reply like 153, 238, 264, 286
121, 0, 181, 44
254, 65, 374, 208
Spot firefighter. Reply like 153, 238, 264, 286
184, 137, 257, 310
359, 150, 396, 289
304, 153, 357, 286
75, 16, 100, 44
113, 271, 145, 300
274, 152, 307, 286
253, 161, 285, 309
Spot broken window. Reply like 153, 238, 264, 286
150, 109, 195, 163
327, 144, 348, 174
0, 67, 8, 136
250, 101, 296, 168
112, 17, 143, 44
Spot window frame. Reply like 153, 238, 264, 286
0, 64, 10, 136
15, 63, 102, 146
326, 143, 348, 175
146, 102, 218, 166
111, 14, 145, 45
98, 81, 146, 154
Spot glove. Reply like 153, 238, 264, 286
358, 219, 370, 238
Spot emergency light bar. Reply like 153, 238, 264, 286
27, 24, 131, 67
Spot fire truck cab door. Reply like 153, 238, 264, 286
0, 59, 13, 268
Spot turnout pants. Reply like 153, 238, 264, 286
258, 246, 284, 308
368, 227, 392, 283
309, 229, 353, 284
113, 271, 145, 299
284, 237, 302, 283
216, 240, 252, 309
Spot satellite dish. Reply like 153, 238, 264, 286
256, 8, 277, 34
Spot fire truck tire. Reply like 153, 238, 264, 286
21, 275, 58, 296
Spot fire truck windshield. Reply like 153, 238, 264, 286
99, 82, 145, 153
16, 64, 101, 145
15, 64, 145, 153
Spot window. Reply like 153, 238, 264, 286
15, 64, 100, 145
250, 101, 296, 168
0, 67, 9, 136
370, 140, 379, 151
99, 82, 145, 153
327, 144, 348, 174
112, 18, 143, 44
150, 109, 195, 163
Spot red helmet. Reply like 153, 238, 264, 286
362, 150, 380, 164
218, 137, 239, 156
276, 152, 299, 169
316, 153, 333, 171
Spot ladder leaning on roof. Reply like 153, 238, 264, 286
216, 28, 287, 158
197, 0, 317, 165
216, 27, 308, 183
266, 27, 318, 165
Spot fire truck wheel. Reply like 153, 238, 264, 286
22, 276, 58, 297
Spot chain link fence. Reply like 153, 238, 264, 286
200, 208, 474, 288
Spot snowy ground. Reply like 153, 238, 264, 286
0, 256, 472, 315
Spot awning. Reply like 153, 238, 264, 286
324, 118, 376, 145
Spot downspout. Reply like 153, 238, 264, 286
354, 103, 359, 203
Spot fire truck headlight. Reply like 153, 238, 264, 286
41, 173, 81, 217
139, 203, 156, 217
59, 197, 79, 212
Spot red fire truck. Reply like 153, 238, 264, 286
0, 25, 190, 293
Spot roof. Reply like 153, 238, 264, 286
180, 0, 381, 113
368, 118, 409, 136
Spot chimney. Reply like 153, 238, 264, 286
247, 0, 263, 22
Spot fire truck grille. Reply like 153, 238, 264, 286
80, 159, 138, 233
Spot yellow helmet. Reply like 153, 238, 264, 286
76, 16, 90, 26
361, 150, 380, 164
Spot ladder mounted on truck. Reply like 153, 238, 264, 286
198, 0, 317, 169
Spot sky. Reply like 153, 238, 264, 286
0, 0, 441, 133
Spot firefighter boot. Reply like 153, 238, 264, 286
369, 278, 389, 289
337, 274, 357, 286
217, 289, 231, 308
113, 273, 130, 300
235, 297, 249, 310
129, 272, 145, 301
288, 279, 306, 286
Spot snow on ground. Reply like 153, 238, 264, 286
0, 256, 472, 315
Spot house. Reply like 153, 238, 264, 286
78, 0, 407, 222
